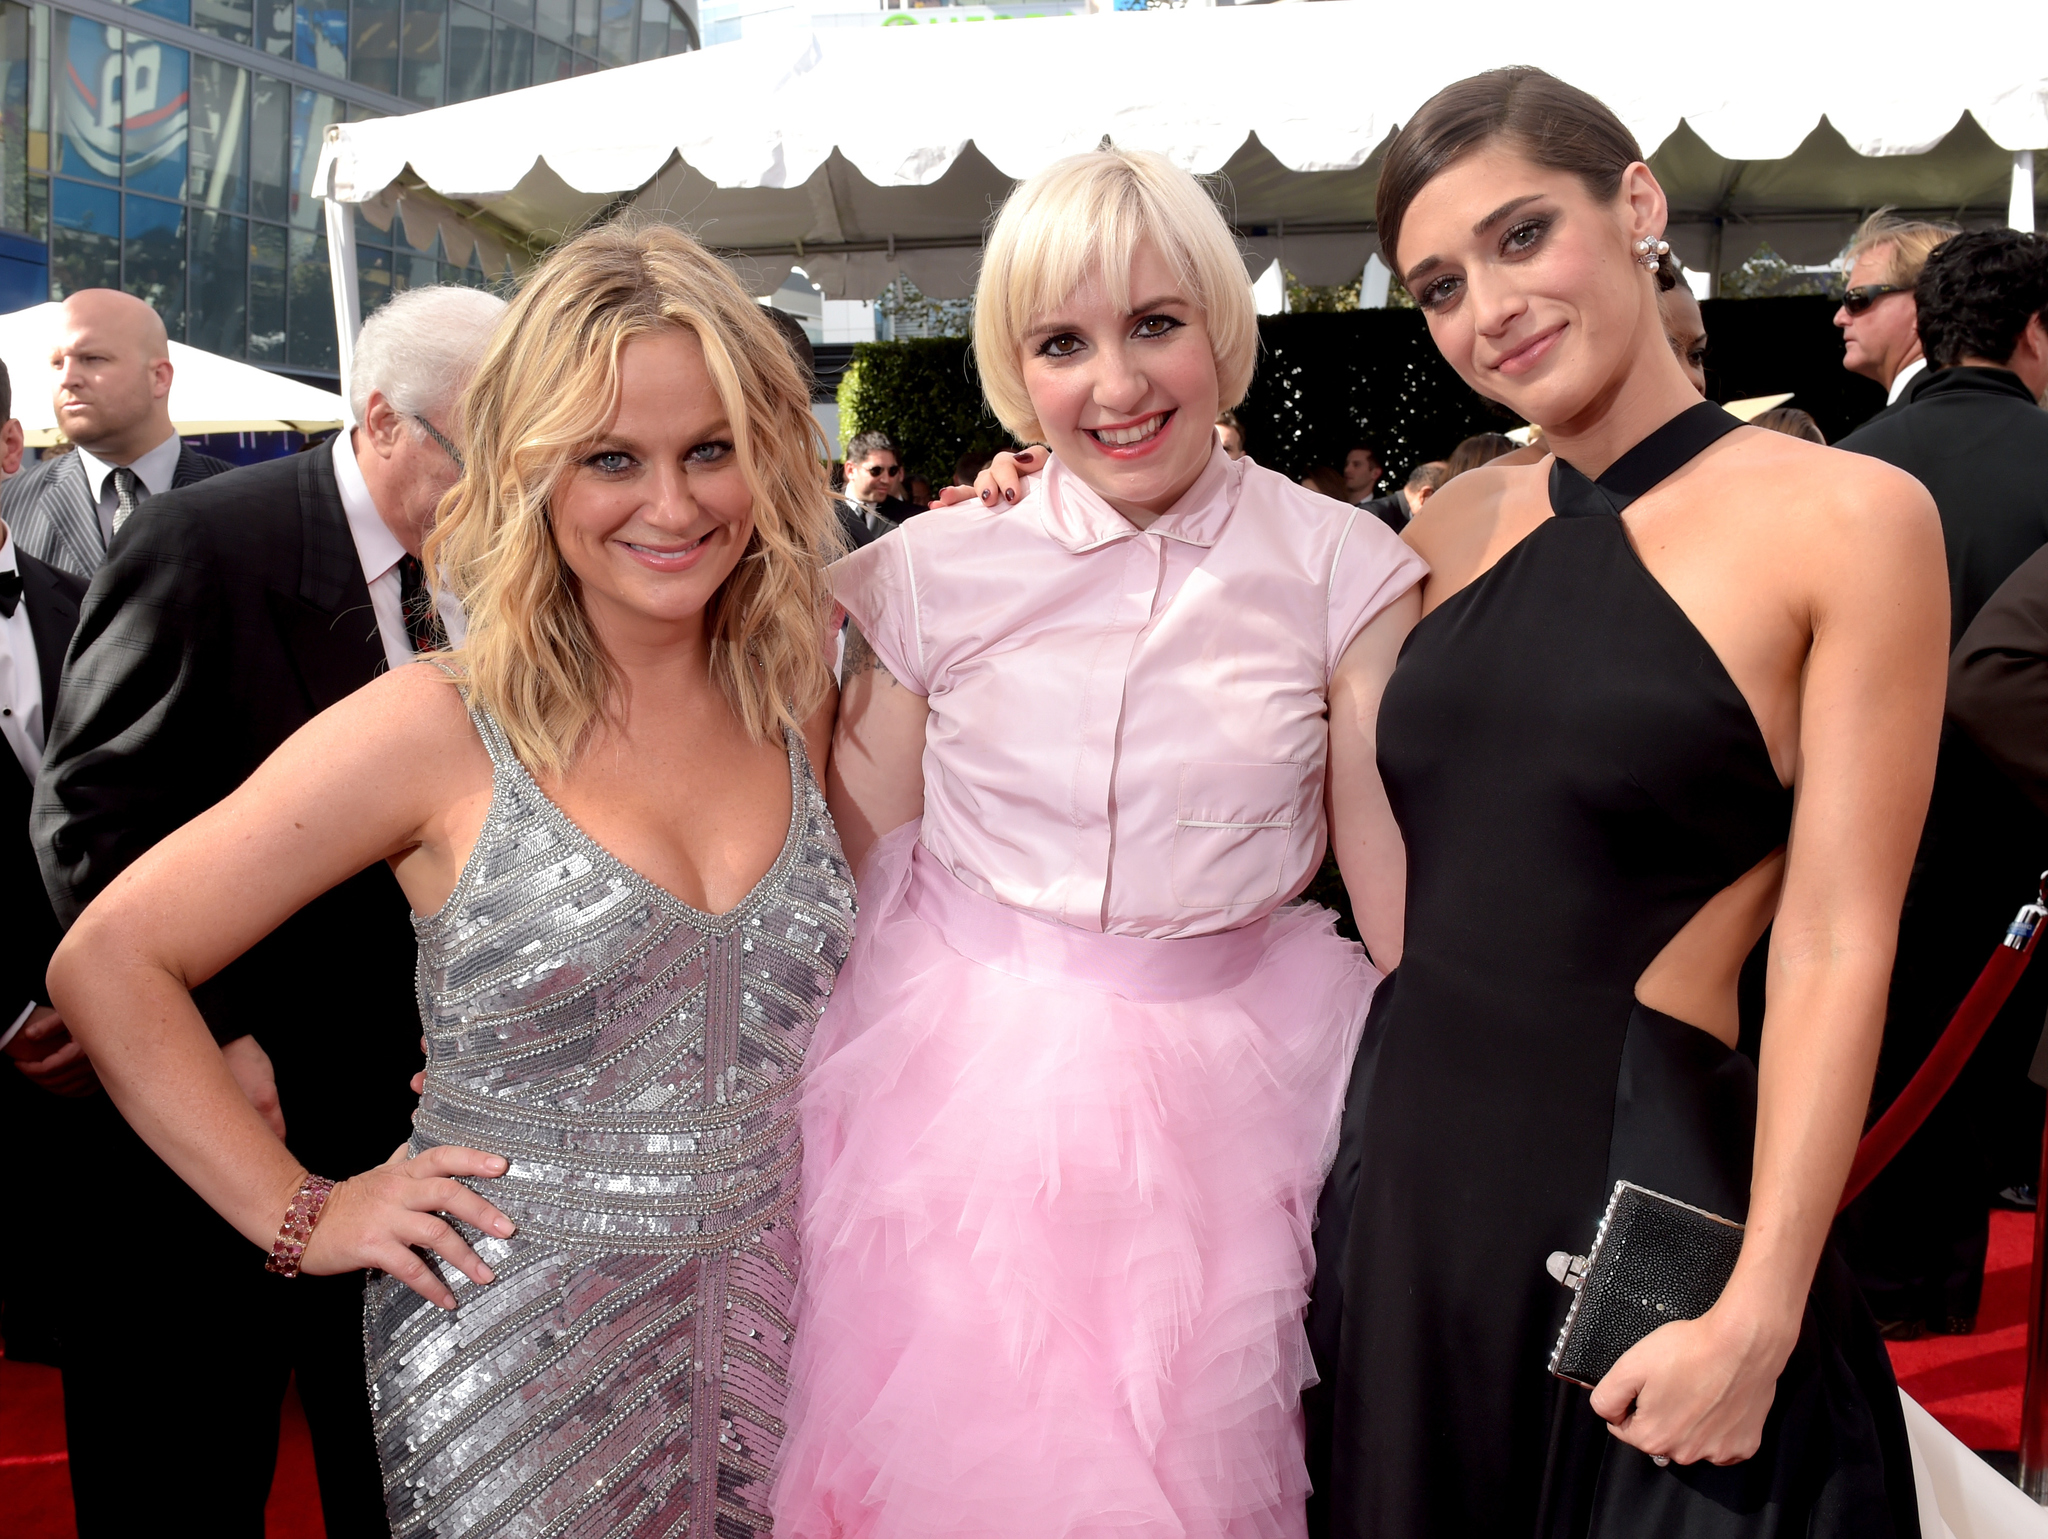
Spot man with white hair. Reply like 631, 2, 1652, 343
3, 288, 234, 579
31, 284, 506, 1537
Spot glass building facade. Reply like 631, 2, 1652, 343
0, 0, 696, 376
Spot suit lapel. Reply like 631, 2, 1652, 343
3, 455, 104, 579
267, 443, 386, 714
171, 444, 219, 488
54, 453, 103, 574
19, 553, 81, 712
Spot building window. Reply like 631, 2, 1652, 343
297, 0, 347, 77
49, 176, 117, 291
400, 0, 444, 103
286, 222, 333, 367
488, 14, 529, 91
189, 57, 250, 213
249, 217, 287, 359
194, 0, 255, 50
0, 1, 49, 240
123, 191, 187, 332
350, 0, 398, 94
189, 207, 248, 353
445, 1, 487, 102
11, 0, 692, 375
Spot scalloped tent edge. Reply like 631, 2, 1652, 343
0, 303, 346, 445
314, 2, 2048, 402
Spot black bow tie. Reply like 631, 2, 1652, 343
0, 567, 19, 618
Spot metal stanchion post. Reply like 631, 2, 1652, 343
2020, 1058, 2048, 1500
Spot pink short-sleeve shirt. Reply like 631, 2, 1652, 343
833, 443, 1427, 940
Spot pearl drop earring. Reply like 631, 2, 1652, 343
1635, 236, 1671, 271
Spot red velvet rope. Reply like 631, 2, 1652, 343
1838, 900, 2046, 1214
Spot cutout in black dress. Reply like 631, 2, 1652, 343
1308, 405, 1919, 1537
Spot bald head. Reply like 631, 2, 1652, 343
52, 288, 175, 463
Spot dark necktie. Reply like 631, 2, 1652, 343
110, 466, 142, 536
0, 568, 19, 618
396, 553, 449, 656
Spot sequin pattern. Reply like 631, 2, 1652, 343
365, 704, 854, 1538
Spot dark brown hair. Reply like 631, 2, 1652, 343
1300, 465, 1351, 501
1377, 68, 1655, 278
1749, 407, 1826, 445
1442, 432, 1520, 481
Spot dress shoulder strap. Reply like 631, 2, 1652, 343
467, 701, 520, 773
1549, 402, 1743, 520
424, 662, 519, 774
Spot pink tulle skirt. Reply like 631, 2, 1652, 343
772, 825, 1380, 1539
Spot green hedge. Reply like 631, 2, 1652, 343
835, 339, 1016, 486
834, 296, 1884, 494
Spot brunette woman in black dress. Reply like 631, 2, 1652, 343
1308, 70, 1946, 1537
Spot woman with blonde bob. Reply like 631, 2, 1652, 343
49, 221, 854, 1537
773, 148, 1424, 1536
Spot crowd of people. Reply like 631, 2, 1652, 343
3, 58, 2048, 1539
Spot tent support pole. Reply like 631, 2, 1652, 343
2013, 152, 2037, 234
324, 191, 364, 426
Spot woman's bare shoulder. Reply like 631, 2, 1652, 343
275, 658, 493, 796
1722, 429, 1941, 562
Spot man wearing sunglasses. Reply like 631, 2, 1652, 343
838, 429, 917, 549
1836, 226, 2048, 1349
1835, 209, 1960, 418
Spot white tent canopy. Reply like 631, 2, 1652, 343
316, 2, 2048, 333
0, 303, 347, 446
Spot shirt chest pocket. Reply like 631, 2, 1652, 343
1169, 761, 1305, 910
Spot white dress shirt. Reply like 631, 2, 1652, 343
332, 431, 467, 673
75, 432, 184, 545
0, 523, 44, 781
1888, 355, 1929, 405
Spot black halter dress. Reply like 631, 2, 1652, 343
1307, 405, 1919, 1538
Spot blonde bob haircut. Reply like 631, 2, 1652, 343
974, 147, 1258, 444
425, 220, 838, 776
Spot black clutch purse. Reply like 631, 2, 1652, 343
1546, 1180, 1746, 1387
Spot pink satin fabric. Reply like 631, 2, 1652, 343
832, 444, 1427, 940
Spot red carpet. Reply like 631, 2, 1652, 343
0, 1219, 2035, 1534
1886, 1207, 2036, 1452
0, 1357, 328, 1538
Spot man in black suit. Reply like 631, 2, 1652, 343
0, 358, 100, 1369
1837, 228, 2048, 1339
2, 289, 234, 580
32, 282, 505, 1537
1358, 459, 1446, 535
837, 429, 916, 549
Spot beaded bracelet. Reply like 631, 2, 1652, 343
265, 1173, 338, 1278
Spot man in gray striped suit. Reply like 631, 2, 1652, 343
2, 289, 233, 580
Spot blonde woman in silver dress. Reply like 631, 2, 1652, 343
49, 222, 853, 1537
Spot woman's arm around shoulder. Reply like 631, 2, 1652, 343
1326, 582, 1422, 969
49, 662, 514, 1309
827, 621, 930, 881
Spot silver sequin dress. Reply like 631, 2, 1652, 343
365, 702, 855, 1539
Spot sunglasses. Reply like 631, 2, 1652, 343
861, 463, 904, 477
1840, 283, 1910, 316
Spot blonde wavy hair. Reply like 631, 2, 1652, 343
974, 147, 1258, 444
426, 221, 839, 775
